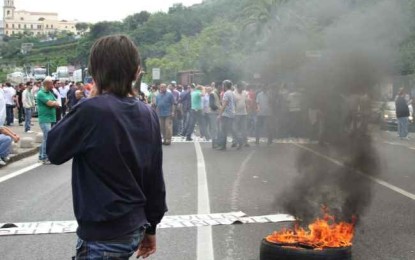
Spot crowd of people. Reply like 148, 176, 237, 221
143, 80, 315, 150
0, 78, 95, 165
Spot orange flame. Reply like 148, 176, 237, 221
266, 208, 355, 250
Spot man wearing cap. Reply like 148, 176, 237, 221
37, 76, 59, 164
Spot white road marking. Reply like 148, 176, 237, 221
294, 144, 415, 201
194, 142, 214, 260
0, 213, 296, 236
0, 163, 42, 183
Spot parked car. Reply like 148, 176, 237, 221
380, 101, 414, 130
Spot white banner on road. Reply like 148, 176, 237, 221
0, 212, 295, 236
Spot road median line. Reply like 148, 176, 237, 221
194, 141, 214, 260
0, 163, 43, 183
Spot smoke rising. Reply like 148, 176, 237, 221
258, 0, 412, 223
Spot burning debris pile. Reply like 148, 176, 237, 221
266, 207, 355, 250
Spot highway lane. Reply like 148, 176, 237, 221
0, 141, 414, 260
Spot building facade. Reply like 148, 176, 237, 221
2, 0, 77, 37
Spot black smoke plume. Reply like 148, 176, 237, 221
257, 0, 413, 223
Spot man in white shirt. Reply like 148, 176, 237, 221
58, 81, 70, 116
3, 82, 16, 126
22, 82, 36, 133
232, 82, 249, 147
52, 80, 62, 125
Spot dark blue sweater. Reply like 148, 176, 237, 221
47, 94, 167, 241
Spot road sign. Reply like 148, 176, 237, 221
152, 68, 160, 80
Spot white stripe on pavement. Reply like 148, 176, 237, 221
0, 163, 43, 183
294, 144, 415, 201
194, 142, 214, 260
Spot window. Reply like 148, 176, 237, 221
24, 24, 26, 29
6, 24, 8, 28
37, 25, 42, 29
18, 24, 21, 29
51, 24, 53, 29
12, 24, 14, 28
31, 24, 33, 29
46, 24, 49, 29
5, 31, 8, 35
20, 17, 24, 21
7, 10, 10, 16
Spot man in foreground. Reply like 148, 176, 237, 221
47, 35, 167, 259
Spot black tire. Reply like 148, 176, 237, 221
260, 239, 352, 260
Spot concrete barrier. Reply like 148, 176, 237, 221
20, 137, 34, 149
35, 133, 43, 143
10, 143, 18, 154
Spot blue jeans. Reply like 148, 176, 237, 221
218, 116, 234, 148
208, 113, 219, 145
39, 123, 52, 160
398, 117, 409, 138
0, 134, 12, 158
24, 108, 33, 132
74, 228, 145, 260
6, 104, 14, 125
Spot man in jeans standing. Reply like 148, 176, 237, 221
22, 81, 35, 133
37, 76, 59, 164
395, 88, 410, 140
156, 83, 175, 145
217, 80, 237, 150
3, 82, 16, 126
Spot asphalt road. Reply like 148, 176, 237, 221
0, 139, 414, 260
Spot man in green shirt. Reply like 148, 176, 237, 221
185, 85, 204, 141
37, 76, 59, 164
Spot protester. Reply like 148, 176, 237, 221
217, 80, 237, 150
255, 85, 273, 145
169, 83, 181, 136
156, 83, 175, 145
185, 84, 204, 141
233, 82, 249, 147
202, 87, 211, 141
16, 83, 25, 126
0, 125, 20, 166
208, 83, 221, 148
22, 81, 36, 133
37, 76, 59, 164
47, 35, 167, 259
0, 85, 15, 166
52, 80, 62, 124
3, 82, 16, 126
59, 81, 70, 116
179, 85, 191, 136
395, 88, 410, 140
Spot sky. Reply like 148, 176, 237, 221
1, 0, 204, 23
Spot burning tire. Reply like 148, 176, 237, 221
260, 239, 352, 260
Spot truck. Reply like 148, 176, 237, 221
56, 66, 70, 82
32, 67, 47, 81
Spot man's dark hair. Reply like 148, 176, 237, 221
5, 82, 11, 87
223, 80, 232, 90
26, 81, 32, 86
89, 35, 140, 97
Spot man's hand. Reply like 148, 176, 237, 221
136, 234, 156, 259
12, 134, 20, 143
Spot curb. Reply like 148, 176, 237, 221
8, 145, 40, 163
